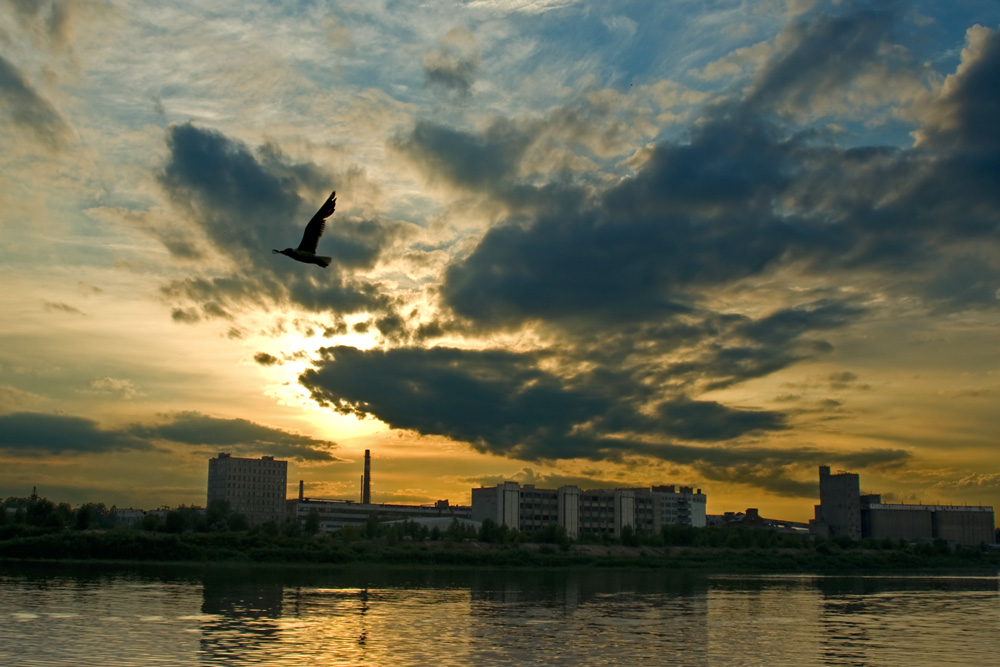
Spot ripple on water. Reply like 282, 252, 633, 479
0, 571, 997, 666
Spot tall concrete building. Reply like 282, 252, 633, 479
471, 482, 523, 531
207, 453, 288, 526
814, 465, 862, 540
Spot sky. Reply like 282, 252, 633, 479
1, 0, 998, 522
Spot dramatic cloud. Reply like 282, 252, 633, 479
0, 412, 152, 455
298, 345, 909, 496
0, 410, 340, 462
2, 0, 996, 511
392, 119, 532, 193
157, 123, 397, 318
916, 24, 1000, 152
301, 345, 783, 458
294, 4, 997, 498
744, 5, 904, 120
129, 411, 342, 462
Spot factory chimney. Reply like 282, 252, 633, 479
298, 480, 304, 501
362, 449, 371, 504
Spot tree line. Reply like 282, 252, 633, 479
4, 494, 996, 558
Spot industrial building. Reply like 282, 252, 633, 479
472, 482, 706, 539
287, 451, 472, 531
814, 466, 862, 540
207, 453, 287, 526
812, 466, 994, 546
291, 496, 472, 532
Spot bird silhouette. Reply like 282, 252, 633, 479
273, 190, 336, 268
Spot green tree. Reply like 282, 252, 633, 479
75, 504, 95, 530
26, 498, 56, 527
620, 524, 640, 547
283, 517, 303, 538
363, 513, 381, 539
304, 509, 320, 536
142, 513, 162, 532
257, 520, 279, 537
164, 511, 185, 533
478, 518, 510, 543
205, 500, 231, 531
226, 512, 248, 532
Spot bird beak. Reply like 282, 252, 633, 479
272, 249, 279, 254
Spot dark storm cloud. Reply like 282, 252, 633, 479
738, 300, 865, 346
0, 412, 152, 455
435, 107, 996, 333
410, 12, 996, 333
301, 5, 1000, 491
300, 345, 789, 460
129, 411, 341, 462
301, 345, 606, 459
652, 397, 785, 441
651, 299, 865, 391
0, 54, 70, 148
692, 462, 818, 498
298, 345, 910, 497
436, 112, 825, 327
323, 218, 399, 270
918, 25, 1000, 152
157, 123, 398, 318
391, 120, 531, 191
159, 122, 309, 264
0, 410, 341, 461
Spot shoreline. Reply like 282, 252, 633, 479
2, 530, 998, 573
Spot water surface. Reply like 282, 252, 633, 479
1, 564, 997, 666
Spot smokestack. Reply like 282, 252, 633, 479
363, 449, 371, 504
299, 480, 304, 501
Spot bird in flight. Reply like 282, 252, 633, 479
273, 190, 336, 268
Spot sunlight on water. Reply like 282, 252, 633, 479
0, 567, 997, 666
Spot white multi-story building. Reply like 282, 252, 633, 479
472, 482, 707, 538
207, 453, 287, 526
647, 485, 708, 529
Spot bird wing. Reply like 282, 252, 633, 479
297, 190, 336, 253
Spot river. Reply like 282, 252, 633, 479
1, 564, 997, 665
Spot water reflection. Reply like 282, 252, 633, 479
815, 576, 1000, 667
0, 564, 997, 666
199, 578, 284, 664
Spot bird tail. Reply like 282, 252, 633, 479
316, 256, 332, 268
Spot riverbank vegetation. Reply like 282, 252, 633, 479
3, 495, 998, 571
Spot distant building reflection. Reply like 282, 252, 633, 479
198, 579, 284, 665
